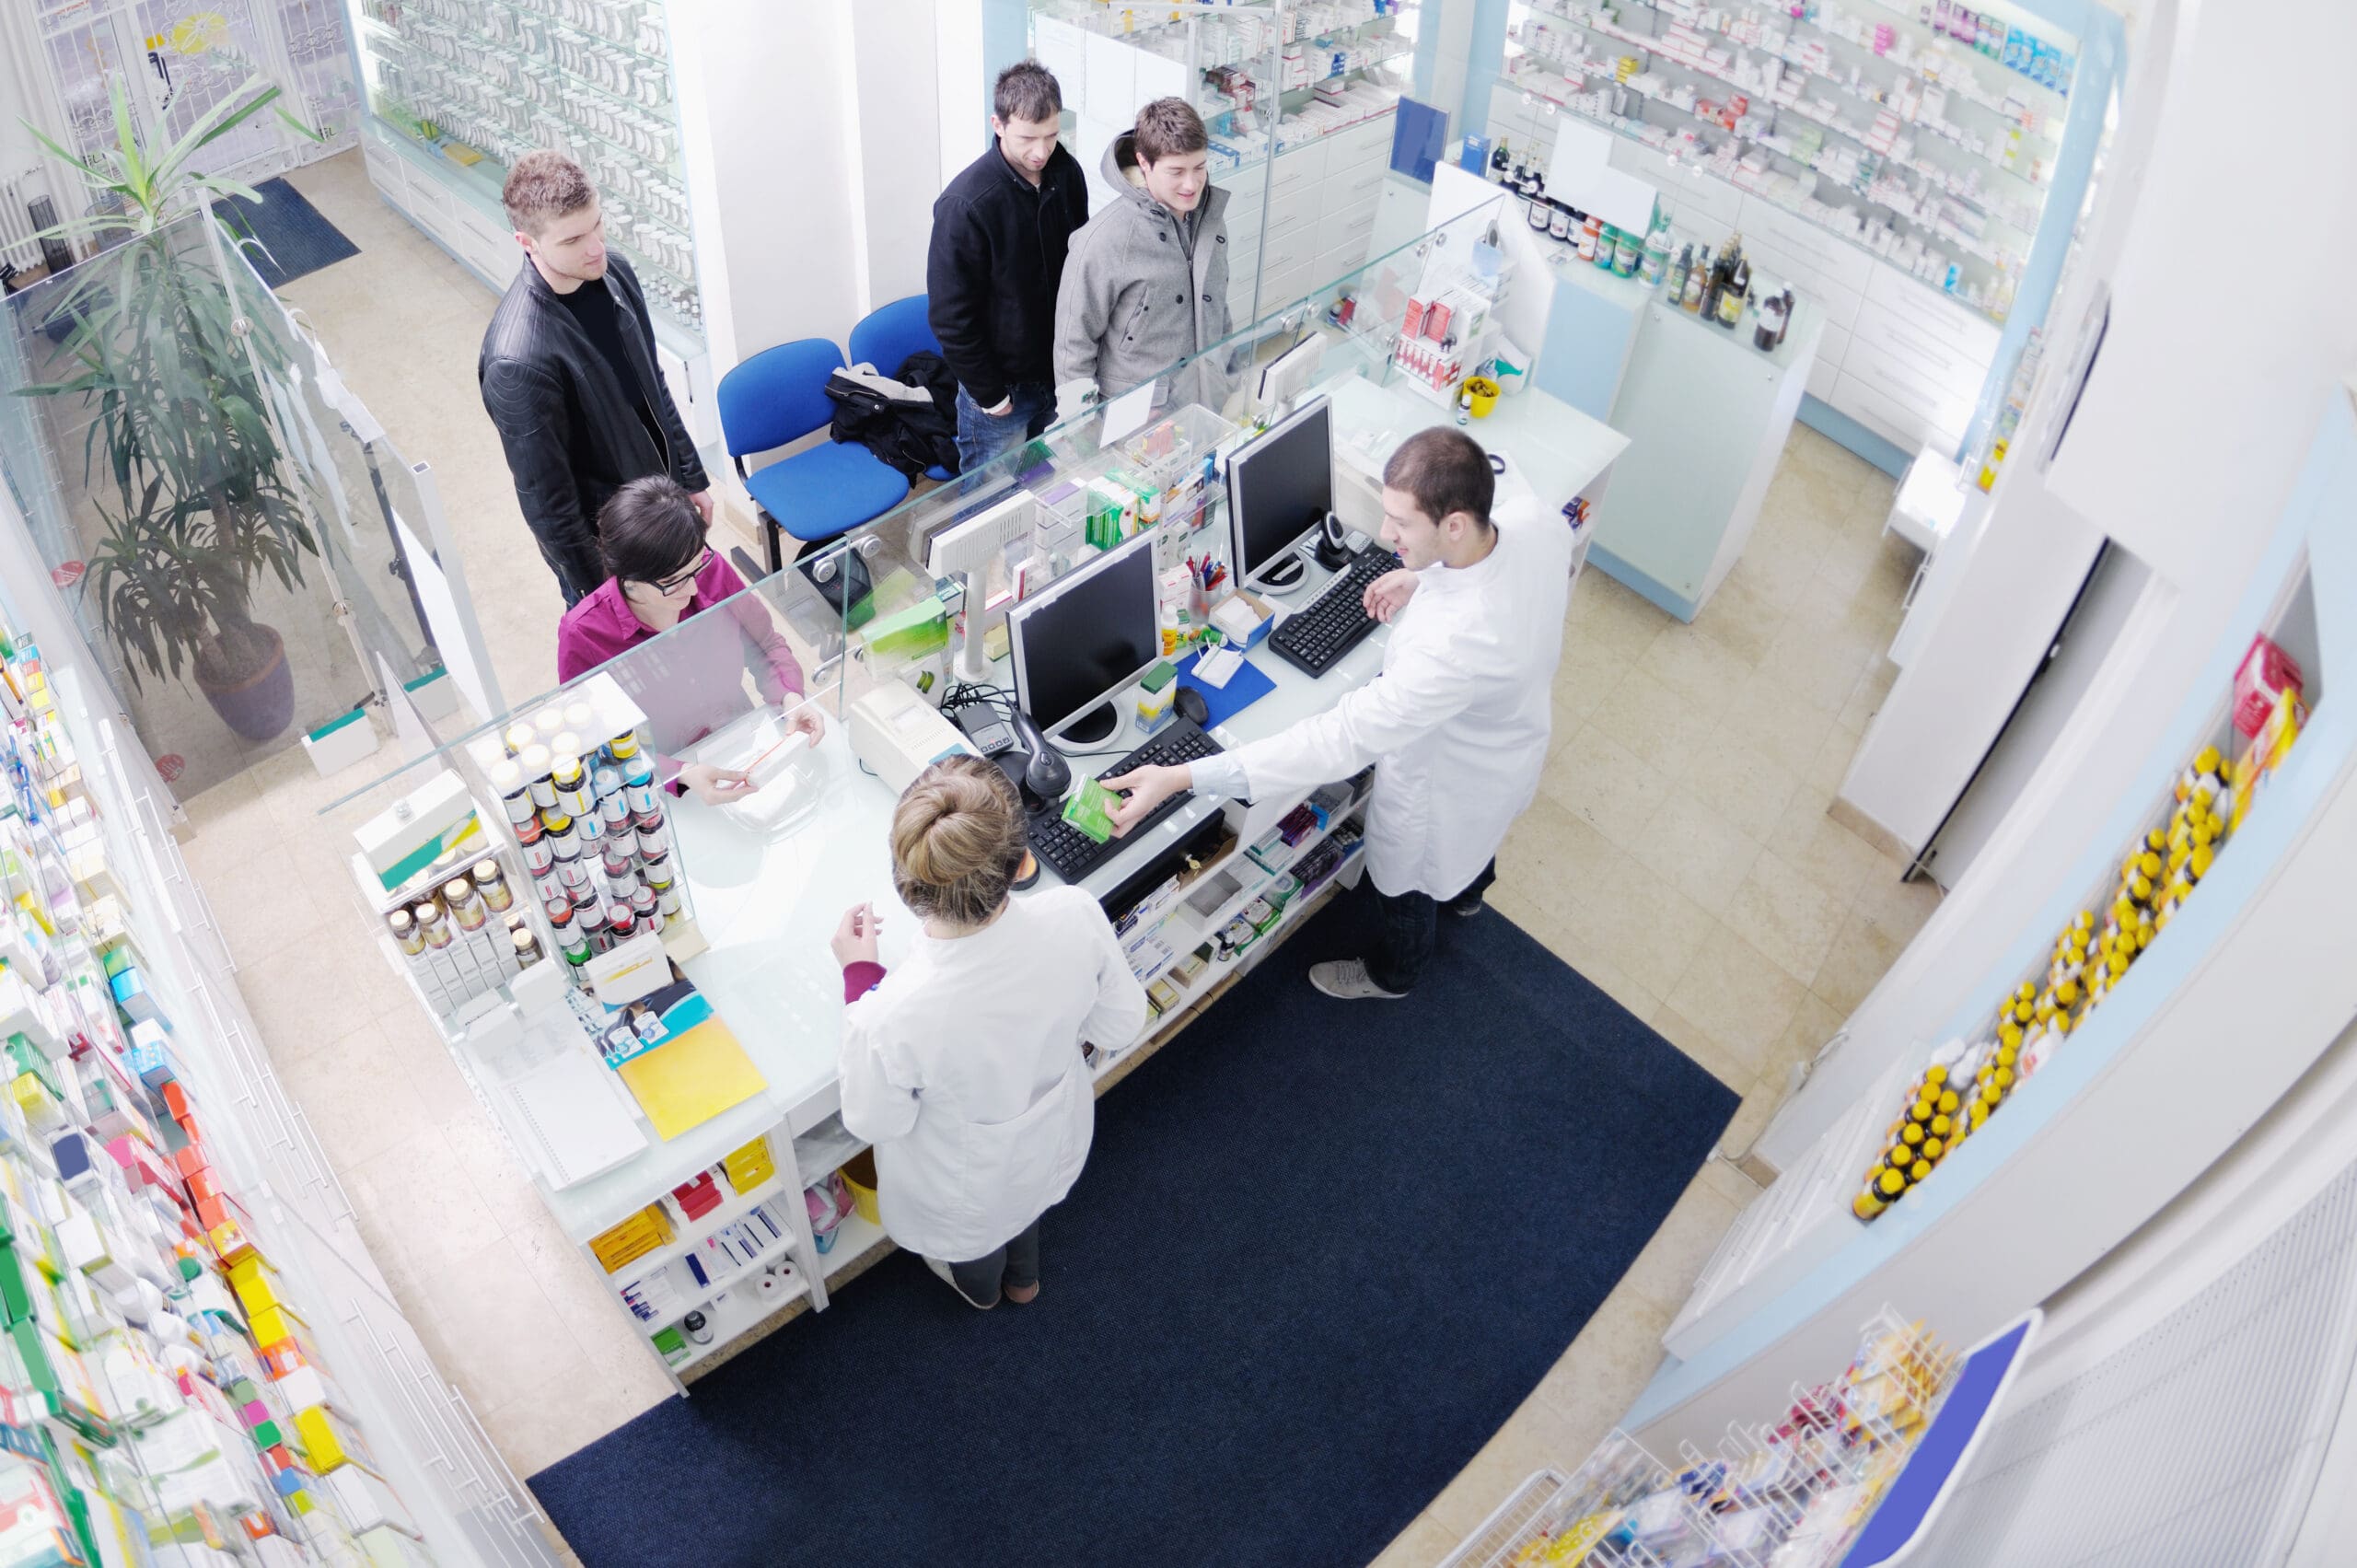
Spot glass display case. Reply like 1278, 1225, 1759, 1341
347, 0, 703, 339
1030, 0, 1424, 327
0, 207, 482, 800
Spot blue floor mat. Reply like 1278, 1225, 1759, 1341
532, 891, 1737, 1568
213, 178, 357, 288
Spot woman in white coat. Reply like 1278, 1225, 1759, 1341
832, 756, 1149, 1309
1107, 427, 1571, 1001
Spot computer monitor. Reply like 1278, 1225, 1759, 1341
1226, 395, 1333, 590
1256, 331, 1327, 414
1007, 532, 1160, 747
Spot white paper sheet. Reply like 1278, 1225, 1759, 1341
1099, 380, 1155, 445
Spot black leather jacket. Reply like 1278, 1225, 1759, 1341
479, 255, 708, 601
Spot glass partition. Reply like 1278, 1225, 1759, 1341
0, 206, 493, 798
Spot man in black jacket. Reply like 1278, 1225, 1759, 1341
480, 151, 711, 606
926, 61, 1087, 477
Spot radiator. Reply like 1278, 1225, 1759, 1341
0, 169, 56, 273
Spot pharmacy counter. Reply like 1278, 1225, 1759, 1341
446, 375, 1627, 1377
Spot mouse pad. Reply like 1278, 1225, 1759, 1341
1174, 649, 1275, 728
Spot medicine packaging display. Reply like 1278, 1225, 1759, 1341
1852, 636, 2311, 1223
1478, 1309, 1960, 1566
0, 629, 439, 1562
354, 0, 702, 331
1495, 0, 2079, 320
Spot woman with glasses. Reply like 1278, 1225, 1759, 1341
557, 475, 823, 803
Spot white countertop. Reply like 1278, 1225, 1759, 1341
534, 374, 1629, 1242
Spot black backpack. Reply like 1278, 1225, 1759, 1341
826, 351, 961, 479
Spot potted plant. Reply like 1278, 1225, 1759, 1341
15, 76, 321, 741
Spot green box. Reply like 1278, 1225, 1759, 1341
1061, 777, 1120, 845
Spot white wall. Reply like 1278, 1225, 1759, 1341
673, 0, 976, 374
1766, 0, 2357, 1162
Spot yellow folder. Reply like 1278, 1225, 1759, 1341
615, 998, 766, 1141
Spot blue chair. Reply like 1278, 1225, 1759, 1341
717, 338, 911, 574
848, 293, 955, 482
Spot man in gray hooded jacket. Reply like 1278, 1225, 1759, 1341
1053, 98, 1236, 415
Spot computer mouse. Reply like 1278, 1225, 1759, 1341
1174, 686, 1210, 727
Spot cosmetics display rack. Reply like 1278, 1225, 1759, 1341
1493, 0, 2075, 326
347, 0, 703, 338
0, 624, 553, 1563
1441, 1308, 1962, 1567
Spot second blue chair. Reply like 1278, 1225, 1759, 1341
717, 338, 911, 574
848, 293, 955, 482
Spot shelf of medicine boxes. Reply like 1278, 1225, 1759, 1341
1593, 0, 2070, 157
354, 10, 702, 334
1101, 792, 1371, 1072
1515, 2, 2050, 224
1497, 56, 2020, 315
1505, 24, 2036, 264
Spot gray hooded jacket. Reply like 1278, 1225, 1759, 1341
1053, 134, 1237, 410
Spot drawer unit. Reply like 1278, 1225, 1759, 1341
1864, 266, 2002, 366
1743, 234, 1864, 333
1271, 141, 1327, 196
1328, 110, 1395, 159
1814, 318, 1852, 377
1738, 196, 1875, 296
1324, 152, 1389, 214
1841, 331, 1980, 433
1262, 183, 1319, 245
1850, 297, 1994, 403
1806, 354, 1842, 405
1831, 369, 1967, 456
1325, 183, 1383, 242
1260, 261, 1312, 313
1259, 221, 1318, 283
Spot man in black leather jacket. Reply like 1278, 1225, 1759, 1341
926, 61, 1086, 476
479, 151, 711, 606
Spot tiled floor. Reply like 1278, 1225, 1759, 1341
171, 150, 1934, 1566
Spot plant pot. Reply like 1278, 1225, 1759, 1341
194, 621, 294, 742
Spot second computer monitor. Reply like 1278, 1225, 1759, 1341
1226, 395, 1333, 591
1007, 532, 1161, 747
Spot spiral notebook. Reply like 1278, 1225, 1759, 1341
499, 1050, 648, 1191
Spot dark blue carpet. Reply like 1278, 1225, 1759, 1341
533, 891, 1736, 1568
213, 178, 357, 288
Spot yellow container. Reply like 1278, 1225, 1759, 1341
842, 1149, 881, 1225
1463, 376, 1501, 418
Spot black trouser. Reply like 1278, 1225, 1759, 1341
946, 1216, 1042, 1307
1364, 860, 1497, 994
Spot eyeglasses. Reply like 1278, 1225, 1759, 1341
644, 548, 711, 596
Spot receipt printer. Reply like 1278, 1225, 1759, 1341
850, 678, 979, 795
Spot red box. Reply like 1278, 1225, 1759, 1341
161, 1082, 192, 1121
1423, 301, 1453, 343
1402, 296, 1425, 339
2234, 633, 2303, 738
174, 1145, 210, 1182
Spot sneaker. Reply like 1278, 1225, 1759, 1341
1443, 893, 1485, 917
924, 1256, 996, 1310
1309, 958, 1406, 1001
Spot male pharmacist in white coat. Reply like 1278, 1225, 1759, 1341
1105, 426, 1572, 1001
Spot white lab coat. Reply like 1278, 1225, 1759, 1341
1192, 497, 1572, 900
837, 887, 1149, 1262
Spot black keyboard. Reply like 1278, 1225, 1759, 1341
1026, 718, 1225, 884
1267, 547, 1400, 677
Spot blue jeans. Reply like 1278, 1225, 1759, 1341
954, 381, 1053, 478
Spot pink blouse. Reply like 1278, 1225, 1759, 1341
554, 553, 805, 778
